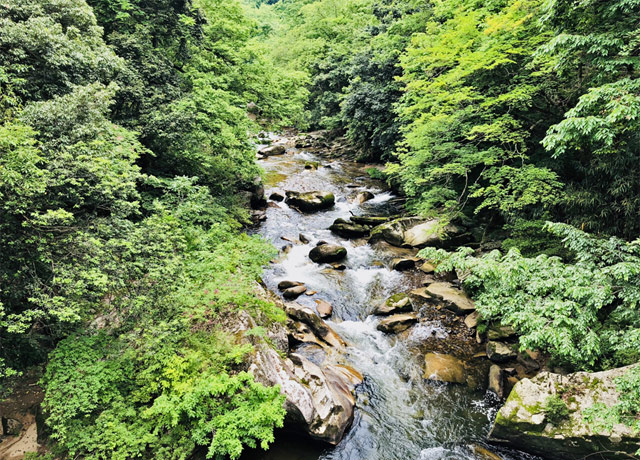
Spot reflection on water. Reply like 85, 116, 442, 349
243, 138, 538, 460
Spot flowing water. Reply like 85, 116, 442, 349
243, 134, 539, 460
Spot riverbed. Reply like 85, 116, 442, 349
242, 133, 539, 460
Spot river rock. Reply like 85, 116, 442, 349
489, 366, 640, 459
464, 311, 480, 329
299, 233, 311, 244
416, 282, 476, 315
374, 293, 413, 315
315, 299, 333, 318
419, 262, 436, 274
487, 323, 517, 340
369, 217, 463, 248
488, 364, 505, 398
424, 353, 466, 384
269, 191, 285, 202
309, 244, 347, 263
377, 312, 418, 334
283, 285, 307, 299
350, 215, 393, 226
329, 218, 370, 238
486, 341, 517, 363
259, 144, 286, 156
354, 191, 374, 204
250, 345, 359, 445
278, 280, 304, 290
472, 445, 505, 460
285, 190, 335, 212
285, 303, 346, 348
391, 257, 417, 271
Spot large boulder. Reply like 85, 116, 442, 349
259, 144, 286, 156
350, 215, 394, 226
241, 285, 362, 445
374, 293, 413, 316
285, 303, 346, 349
249, 345, 360, 445
424, 353, 466, 384
490, 366, 640, 459
329, 218, 370, 238
413, 282, 476, 315
286, 191, 335, 212
487, 341, 517, 363
377, 312, 418, 334
369, 217, 463, 248
309, 244, 347, 263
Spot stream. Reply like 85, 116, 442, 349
243, 133, 539, 460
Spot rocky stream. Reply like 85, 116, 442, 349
240, 131, 543, 460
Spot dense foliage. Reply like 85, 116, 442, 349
421, 223, 640, 370
0, 0, 302, 456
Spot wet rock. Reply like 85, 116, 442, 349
283, 285, 307, 299
285, 303, 346, 349
2, 418, 23, 436
250, 346, 359, 445
391, 257, 417, 271
420, 282, 475, 315
419, 262, 436, 274
464, 311, 480, 329
299, 233, 311, 244
278, 280, 304, 290
315, 299, 333, 318
377, 312, 419, 334
305, 161, 319, 170
488, 365, 505, 398
486, 341, 517, 363
354, 191, 374, 204
286, 191, 335, 212
259, 144, 286, 156
350, 215, 393, 226
306, 290, 317, 296
267, 201, 281, 209
309, 244, 347, 264
374, 293, 413, 316
330, 263, 346, 270
269, 191, 285, 202
472, 445, 505, 460
329, 218, 370, 238
490, 366, 640, 459
423, 353, 466, 384
369, 217, 464, 248
487, 323, 517, 340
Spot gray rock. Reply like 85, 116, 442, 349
414, 282, 476, 315
286, 191, 335, 212
278, 280, 304, 290
259, 144, 286, 156
309, 244, 347, 264
285, 303, 346, 349
283, 285, 307, 299
377, 312, 419, 334
487, 341, 517, 363
329, 218, 370, 238
369, 217, 463, 248
490, 366, 640, 459
487, 323, 517, 340
374, 293, 413, 316
350, 215, 393, 226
